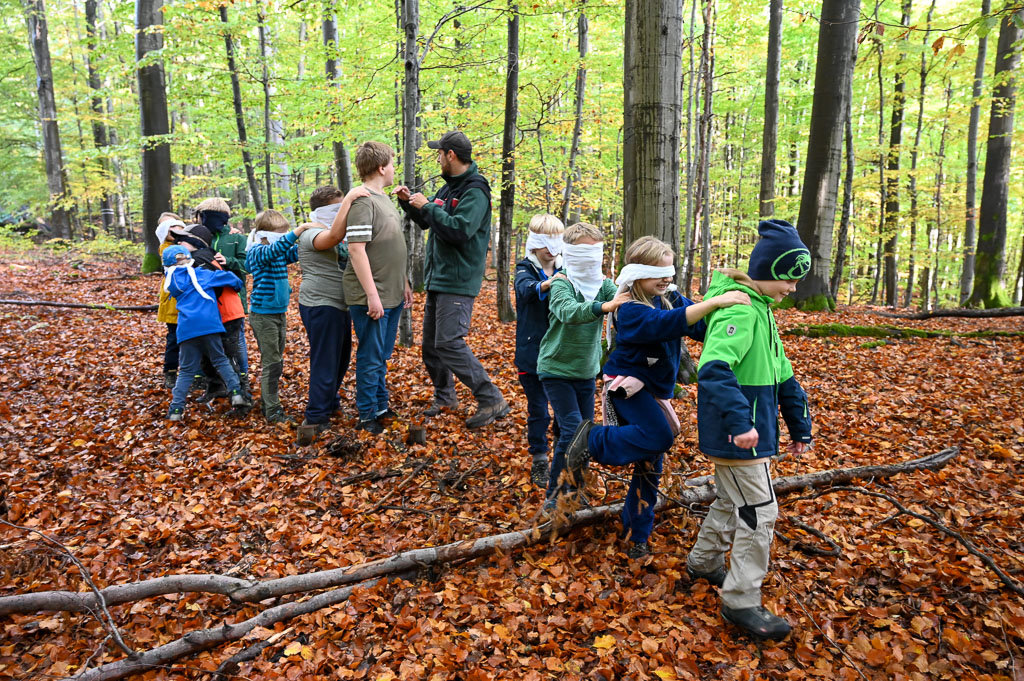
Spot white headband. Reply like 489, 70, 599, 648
614, 264, 677, 294
526, 232, 563, 255
312, 203, 342, 227
163, 264, 214, 301
245, 229, 287, 252
156, 219, 186, 244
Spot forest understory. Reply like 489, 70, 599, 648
0, 252, 1022, 681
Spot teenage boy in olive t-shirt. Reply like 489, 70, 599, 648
344, 142, 413, 434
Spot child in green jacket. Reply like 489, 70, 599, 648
686, 219, 813, 642
538, 222, 630, 506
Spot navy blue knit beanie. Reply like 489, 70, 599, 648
747, 219, 811, 281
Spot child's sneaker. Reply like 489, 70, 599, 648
358, 418, 384, 435
564, 420, 595, 486
229, 390, 250, 408
264, 407, 294, 424
627, 542, 651, 559
166, 407, 184, 422
163, 371, 178, 389
530, 459, 548, 488
721, 604, 792, 641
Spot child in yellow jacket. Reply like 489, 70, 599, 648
156, 212, 185, 388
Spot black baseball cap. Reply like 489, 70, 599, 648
426, 130, 472, 160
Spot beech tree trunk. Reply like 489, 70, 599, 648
961, 0, 991, 304
968, 5, 1024, 308
258, 12, 274, 210
883, 0, 912, 307
792, 0, 861, 310
560, 4, 587, 225
497, 3, 519, 324
829, 107, 855, 300
622, 0, 683, 252
84, 0, 114, 234
695, 0, 715, 294
323, 6, 352, 193
758, 0, 783, 218
136, 0, 171, 271
220, 6, 262, 213
681, 0, 698, 294
24, 0, 73, 240
399, 0, 423, 347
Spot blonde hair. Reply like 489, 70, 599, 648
355, 141, 395, 180
253, 209, 290, 233
194, 197, 231, 216
528, 214, 564, 236
624, 236, 676, 309
563, 222, 603, 245
158, 212, 181, 223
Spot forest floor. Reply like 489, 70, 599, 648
1, 251, 1022, 681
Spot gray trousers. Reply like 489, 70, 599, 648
422, 291, 502, 407
250, 312, 286, 413
688, 460, 778, 609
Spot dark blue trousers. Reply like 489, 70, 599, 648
300, 304, 350, 424
542, 377, 595, 498
518, 372, 557, 463
163, 323, 179, 373
588, 390, 675, 545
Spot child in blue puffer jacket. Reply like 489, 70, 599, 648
163, 245, 247, 421
561, 236, 749, 557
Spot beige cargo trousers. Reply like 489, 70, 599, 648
687, 459, 778, 609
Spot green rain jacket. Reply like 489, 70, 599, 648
696, 269, 812, 460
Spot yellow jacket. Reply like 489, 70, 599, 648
156, 242, 178, 324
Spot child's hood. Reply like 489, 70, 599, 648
706, 268, 772, 303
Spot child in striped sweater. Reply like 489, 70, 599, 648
245, 210, 310, 423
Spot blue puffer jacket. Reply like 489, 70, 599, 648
513, 257, 563, 373
166, 267, 242, 343
602, 291, 707, 399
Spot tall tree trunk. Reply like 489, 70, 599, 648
24, 0, 73, 240
904, 0, 936, 308
136, 0, 171, 271
497, 3, 519, 324
84, 0, 114, 234
1015, 230, 1024, 305
695, 0, 715, 293
961, 0, 992, 303
560, 3, 587, 225
968, 5, 1024, 308
681, 0, 698, 295
791, 0, 861, 310
220, 5, 263, 212
883, 0, 912, 307
399, 0, 422, 347
622, 0, 683, 253
258, 11, 274, 210
323, 5, 352, 193
758, 0, 783, 217
925, 80, 952, 312
829, 103, 855, 300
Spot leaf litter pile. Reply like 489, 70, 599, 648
1, 254, 1022, 681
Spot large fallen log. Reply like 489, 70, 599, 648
876, 306, 1024, 320
0, 299, 157, 312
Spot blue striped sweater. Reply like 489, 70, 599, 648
245, 231, 299, 314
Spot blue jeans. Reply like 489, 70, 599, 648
589, 390, 674, 545
237, 323, 249, 375
542, 377, 595, 498
299, 304, 350, 424
170, 333, 240, 410
518, 372, 556, 462
350, 304, 403, 420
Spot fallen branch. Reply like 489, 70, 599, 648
364, 460, 431, 515
0, 299, 157, 312
1, 447, 959, 618
876, 306, 1024, 320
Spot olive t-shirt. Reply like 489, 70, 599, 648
297, 228, 345, 310
342, 192, 408, 309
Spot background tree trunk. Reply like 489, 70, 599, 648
829, 103, 855, 300
258, 11, 274, 210
883, 0, 912, 307
399, 0, 422, 346
968, 5, 1024, 308
497, 3, 518, 324
560, 3, 587, 225
135, 0, 171, 271
24, 0, 73, 240
220, 5, 263, 213
792, 0, 861, 310
758, 0, 782, 218
622, 0, 683, 253
681, 0, 698, 295
323, 5, 352, 193
84, 0, 114, 234
960, 0, 992, 304
695, 0, 715, 293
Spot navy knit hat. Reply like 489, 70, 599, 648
747, 219, 811, 281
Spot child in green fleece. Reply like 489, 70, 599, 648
686, 219, 813, 642
538, 222, 630, 507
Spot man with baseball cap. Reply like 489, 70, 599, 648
395, 130, 509, 429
